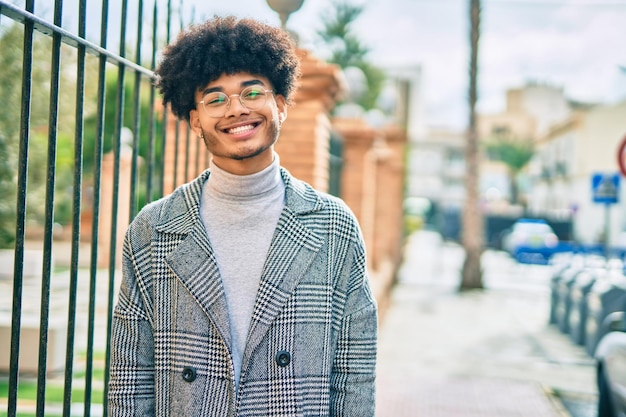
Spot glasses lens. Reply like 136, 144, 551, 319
241, 87, 267, 110
202, 92, 229, 117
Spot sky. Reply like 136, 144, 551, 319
185, 0, 626, 131
22, 0, 626, 131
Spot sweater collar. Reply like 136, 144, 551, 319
154, 164, 325, 235
206, 153, 282, 200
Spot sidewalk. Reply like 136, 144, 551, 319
375, 230, 597, 417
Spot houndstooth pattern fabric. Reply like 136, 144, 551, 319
108, 167, 377, 416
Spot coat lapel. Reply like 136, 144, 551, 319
165, 227, 232, 348
157, 171, 232, 348
243, 170, 325, 363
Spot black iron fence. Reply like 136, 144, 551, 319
0, 1, 193, 416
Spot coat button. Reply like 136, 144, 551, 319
275, 350, 291, 367
182, 366, 197, 382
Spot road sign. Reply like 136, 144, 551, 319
592, 172, 619, 204
618, 134, 626, 177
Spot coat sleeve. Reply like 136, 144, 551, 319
107, 220, 156, 416
330, 227, 378, 416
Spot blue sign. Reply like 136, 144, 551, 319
592, 172, 620, 204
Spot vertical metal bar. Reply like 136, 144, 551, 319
159, 110, 167, 198
129, 0, 144, 219
174, 0, 189, 184
173, 120, 179, 188
36, 0, 64, 415
8, 0, 35, 415
145, 1, 158, 203
195, 131, 201, 178
184, 126, 190, 182
104, 0, 128, 414
604, 203, 611, 258
167, 0, 182, 189
62, 0, 87, 415
86, 1, 109, 416
178, 0, 183, 30
159, 0, 173, 198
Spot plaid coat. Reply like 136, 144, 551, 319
108, 167, 378, 416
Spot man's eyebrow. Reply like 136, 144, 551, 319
241, 79, 265, 88
200, 79, 266, 96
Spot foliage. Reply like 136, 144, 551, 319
484, 135, 534, 174
484, 134, 534, 205
0, 21, 162, 250
0, 24, 26, 249
82, 69, 164, 212
0, 134, 15, 248
317, 2, 368, 67
316, 0, 386, 110
0, 24, 77, 247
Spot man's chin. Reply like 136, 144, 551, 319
228, 146, 267, 161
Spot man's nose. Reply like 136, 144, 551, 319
224, 95, 250, 116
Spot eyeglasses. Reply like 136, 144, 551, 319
198, 86, 274, 118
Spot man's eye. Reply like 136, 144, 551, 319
244, 90, 263, 100
206, 95, 227, 106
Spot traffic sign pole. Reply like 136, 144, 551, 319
592, 172, 620, 256
604, 204, 610, 257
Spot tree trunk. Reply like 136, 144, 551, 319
460, 0, 483, 291
510, 170, 518, 206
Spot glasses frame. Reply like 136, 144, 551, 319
198, 86, 275, 118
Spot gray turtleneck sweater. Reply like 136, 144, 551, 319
199, 155, 286, 391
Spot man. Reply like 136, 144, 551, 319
107, 16, 377, 416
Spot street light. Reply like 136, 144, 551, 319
266, 0, 304, 31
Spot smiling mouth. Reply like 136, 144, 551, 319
224, 123, 258, 135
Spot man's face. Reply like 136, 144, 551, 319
189, 72, 287, 175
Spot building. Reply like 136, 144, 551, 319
528, 100, 626, 245
477, 83, 575, 212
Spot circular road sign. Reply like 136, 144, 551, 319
619, 134, 626, 177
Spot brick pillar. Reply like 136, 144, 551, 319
276, 49, 345, 192
332, 119, 408, 310
332, 118, 378, 266
374, 126, 408, 270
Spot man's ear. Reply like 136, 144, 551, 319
276, 94, 288, 123
189, 109, 202, 137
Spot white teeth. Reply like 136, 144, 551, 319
228, 124, 255, 134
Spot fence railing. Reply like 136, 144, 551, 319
0, 1, 192, 416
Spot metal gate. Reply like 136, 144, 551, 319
0, 1, 196, 415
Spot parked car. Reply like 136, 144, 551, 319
595, 310, 626, 417
501, 218, 559, 263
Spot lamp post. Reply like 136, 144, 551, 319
266, 0, 304, 31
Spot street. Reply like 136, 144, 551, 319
375, 230, 597, 417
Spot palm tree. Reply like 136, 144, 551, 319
460, 0, 483, 291
485, 135, 534, 206
316, 0, 385, 110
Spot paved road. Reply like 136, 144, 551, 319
375, 230, 597, 417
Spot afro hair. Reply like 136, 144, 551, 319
154, 16, 301, 122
